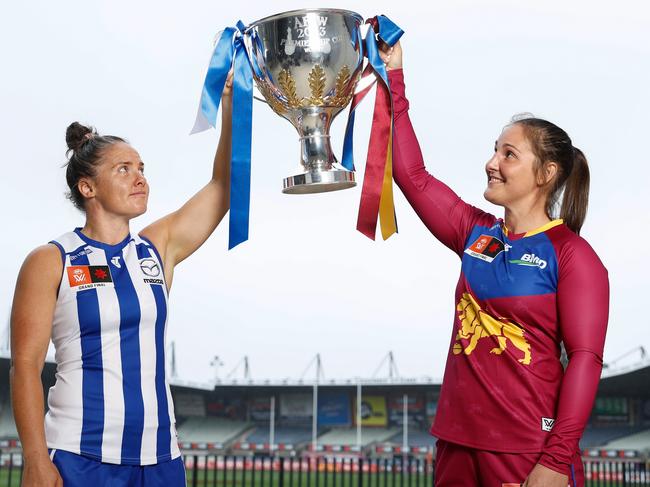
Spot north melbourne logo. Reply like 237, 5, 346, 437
509, 253, 547, 269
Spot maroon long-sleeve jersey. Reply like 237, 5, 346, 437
388, 69, 609, 475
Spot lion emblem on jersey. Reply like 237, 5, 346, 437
453, 293, 531, 365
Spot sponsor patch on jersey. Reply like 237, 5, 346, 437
140, 258, 164, 285
69, 247, 93, 262
510, 253, 548, 269
67, 265, 113, 289
541, 417, 555, 432
464, 235, 505, 263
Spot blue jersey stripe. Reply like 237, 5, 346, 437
113, 257, 145, 463
75, 253, 105, 459
570, 464, 577, 487
139, 235, 168, 282
151, 283, 170, 458
136, 242, 171, 459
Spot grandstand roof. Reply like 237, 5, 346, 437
598, 359, 650, 398
1, 355, 648, 398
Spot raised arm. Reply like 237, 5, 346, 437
537, 239, 609, 477
140, 76, 233, 283
383, 44, 493, 255
10, 245, 64, 487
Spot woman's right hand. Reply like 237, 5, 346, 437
379, 39, 403, 70
21, 453, 63, 487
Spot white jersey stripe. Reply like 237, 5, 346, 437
129, 245, 159, 464
45, 248, 84, 454
91, 248, 124, 462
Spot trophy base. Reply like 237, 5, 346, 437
283, 169, 356, 194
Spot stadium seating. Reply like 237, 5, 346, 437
244, 426, 313, 446
580, 425, 647, 448
318, 427, 400, 447
601, 428, 650, 450
176, 417, 252, 444
0, 397, 17, 439
388, 429, 436, 448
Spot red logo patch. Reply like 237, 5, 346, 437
465, 235, 506, 263
67, 265, 112, 287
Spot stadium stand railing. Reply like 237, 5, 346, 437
317, 427, 400, 448
176, 417, 253, 451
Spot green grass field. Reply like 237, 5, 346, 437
1, 465, 646, 487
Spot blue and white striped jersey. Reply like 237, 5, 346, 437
45, 228, 179, 465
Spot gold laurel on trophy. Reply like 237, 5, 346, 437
307, 65, 326, 105
278, 69, 302, 109
274, 65, 354, 109
329, 65, 352, 107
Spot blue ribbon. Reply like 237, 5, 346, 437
192, 21, 253, 250
341, 15, 404, 171
230, 24, 253, 249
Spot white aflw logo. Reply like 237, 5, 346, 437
111, 256, 121, 268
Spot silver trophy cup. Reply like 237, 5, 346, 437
244, 9, 364, 194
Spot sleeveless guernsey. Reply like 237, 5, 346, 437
45, 228, 180, 465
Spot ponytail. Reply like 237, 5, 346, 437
560, 147, 590, 235
513, 117, 590, 235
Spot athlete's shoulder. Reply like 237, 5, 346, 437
18, 243, 63, 289
546, 224, 607, 276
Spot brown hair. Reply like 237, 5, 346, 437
513, 117, 590, 235
64, 122, 126, 211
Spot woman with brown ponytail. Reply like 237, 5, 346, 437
10, 79, 233, 485
380, 42, 609, 487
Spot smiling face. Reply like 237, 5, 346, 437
78, 142, 149, 219
483, 124, 549, 210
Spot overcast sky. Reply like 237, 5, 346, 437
1, 0, 648, 386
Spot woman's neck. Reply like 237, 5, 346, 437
81, 215, 130, 245
503, 205, 551, 236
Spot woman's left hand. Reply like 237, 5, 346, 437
522, 463, 568, 487
221, 70, 234, 104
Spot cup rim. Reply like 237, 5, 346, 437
246, 8, 364, 32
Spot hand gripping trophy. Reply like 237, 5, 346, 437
192, 9, 404, 249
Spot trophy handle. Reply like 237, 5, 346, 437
252, 83, 268, 104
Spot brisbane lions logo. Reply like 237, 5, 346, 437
453, 293, 531, 365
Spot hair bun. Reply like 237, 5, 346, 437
66, 122, 96, 152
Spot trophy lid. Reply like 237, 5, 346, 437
246, 8, 364, 32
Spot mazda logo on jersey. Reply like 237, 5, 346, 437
464, 235, 505, 263
139, 258, 160, 277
